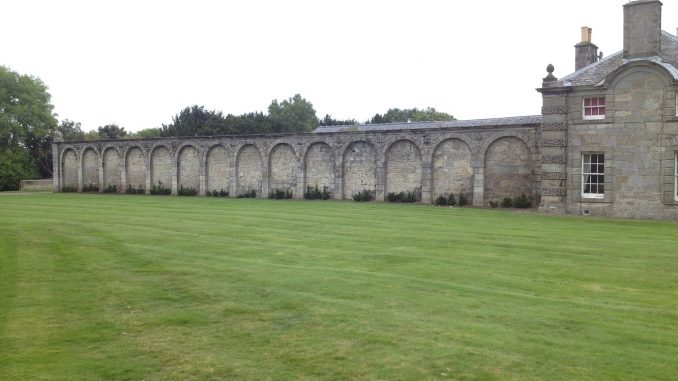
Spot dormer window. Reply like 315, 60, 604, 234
583, 97, 605, 120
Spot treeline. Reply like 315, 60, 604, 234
1, 64, 455, 190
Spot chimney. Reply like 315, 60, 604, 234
623, 0, 662, 59
575, 26, 599, 71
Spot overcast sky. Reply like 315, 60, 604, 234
3, 0, 678, 132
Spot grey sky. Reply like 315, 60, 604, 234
3, 0, 677, 132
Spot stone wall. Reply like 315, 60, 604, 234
565, 65, 678, 219
82, 148, 99, 188
484, 137, 533, 204
53, 122, 539, 206
103, 147, 121, 189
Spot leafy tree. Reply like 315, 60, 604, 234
268, 94, 318, 133
319, 114, 358, 126
0, 65, 58, 186
97, 124, 127, 140
0, 146, 39, 191
161, 105, 227, 137
367, 107, 455, 124
129, 127, 162, 139
57, 119, 85, 142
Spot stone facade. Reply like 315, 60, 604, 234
52, 0, 678, 220
53, 121, 540, 205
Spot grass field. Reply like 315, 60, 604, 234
1, 194, 677, 380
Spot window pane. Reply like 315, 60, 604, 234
599, 98, 605, 106
584, 98, 591, 107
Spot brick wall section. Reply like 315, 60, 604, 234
206, 145, 229, 193
178, 146, 200, 191
125, 147, 146, 190
304, 142, 335, 196
103, 148, 121, 189
484, 137, 533, 204
342, 141, 377, 199
269, 144, 298, 194
237, 144, 262, 196
432, 139, 473, 198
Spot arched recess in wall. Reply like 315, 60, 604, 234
206, 145, 229, 193
304, 142, 335, 195
432, 139, 473, 199
236, 144, 262, 196
484, 137, 533, 204
125, 147, 146, 190
342, 141, 377, 199
385, 140, 422, 196
61, 149, 78, 189
269, 143, 297, 194
177, 145, 199, 191
151, 146, 172, 188
81, 148, 100, 188
103, 147, 121, 190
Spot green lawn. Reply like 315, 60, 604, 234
1, 194, 677, 380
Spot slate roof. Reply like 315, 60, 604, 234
313, 115, 542, 133
558, 31, 678, 87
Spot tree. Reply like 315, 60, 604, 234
319, 114, 358, 126
367, 107, 455, 124
0, 65, 58, 188
129, 127, 162, 139
268, 94, 318, 133
97, 124, 127, 140
161, 105, 227, 137
57, 119, 85, 142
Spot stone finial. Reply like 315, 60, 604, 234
542, 64, 557, 86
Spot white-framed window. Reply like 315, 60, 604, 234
675, 153, 678, 201
582, 153, 605, 198
583, 97, 605, 120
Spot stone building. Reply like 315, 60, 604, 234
52, 0, 678, 220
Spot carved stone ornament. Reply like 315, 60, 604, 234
540, 187, 566, 196
541, 171, 566, 180
542, 122, 568, 131
541, 105, 567, 114
541, 154, 567, 164
541, 138, 567, 147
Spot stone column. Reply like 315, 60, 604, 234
52, 143, 60, 192
472, 167, 484, 207
537, 64, 570, 214
171, 158, 178, 196
120, 151, 127, 193
261, 153, 270, 198
98, 152, 105, 192
420, 158, 433, 204
295, 160, 305, 200
375, 161, 385, 202
144, 153, 151, 195
334, 156, 343, 200
198, 164, 206, 196
77, 150, 83, 192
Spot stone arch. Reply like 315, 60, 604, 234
610, 66, 668, 123
269, 143, 298, 194
385, 139, 422, 196
61, 148, 78, 190
342, 140, 377, 199
150, 145, 172, 189
177, 145, 200, 191
102, 147, 121, 191
484, 137, 533, 204
236, 144, 263, 196
125, 146, 146, 190
432, 139, 473, 200
81, 147, 99, 189
205, 144, 229, 193
304, 142, 335, 195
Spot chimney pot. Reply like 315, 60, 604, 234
581, 27, 592, 43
